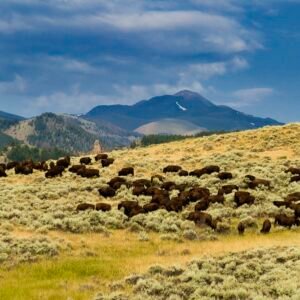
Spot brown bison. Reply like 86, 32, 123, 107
76, 203, 95, 211
161, 181, 177, 191
237, 222, 245, 235
57, 156, 71, 168
219, 185, 239, 195
163, 165, 182, 173
45, 166, 65, 178
15, 165, 33, 175
132, 185, 147, 196
107, 177, 127, 190
69, 165, 86, 174
132, 179, 152, 188
118, 201, 144, 217
6, 161, 19, 170
95, 153, 108, 161
101, 158, 115, 167
98, 186, 116, 198
274, 214, 300, 228
234, 191, 255, 207
273, 201, 290, 208
260, 219, 271, 234
118, 167, 134, 176
151, 174, 165, 183
248, 178, 271, 189
218, 172, 233, 180
209, 194, 225, 204
285, 167, 300, 175
80, 157, 92, 165
78, 168, 100, 178
291, 175, 300, 183
95, 203, 111, 212
188, 187, 210, 202
187, 211, 214, 228
143, 203, 160, 213
194, 199, 210, 211
178, 170, 189, 176
0, 167, 7, 177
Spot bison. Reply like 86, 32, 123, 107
274, 214, 300, 228
80, 157, 92, 165
260, 219, 271, 234
78, 168, 100, 178
219, 185, 239, 195
76, 203, 95, 211
218, 172, 233, 180
95, 203, 111, 212
45, 166, 64, 178
163, 165, 182, 173
101, 158, 114, 167
118, 167, 134, 176
98, 186, 116, 198
234, 191, 255, 207
237, 222, 245, 235
69, 165, 86, 174
194, 199, 210, 211
178, 170, 189, 177
0, 167, 7, 177
57, 156, 71, 168
95, 153, 108, 161
187, 211, 214, 228
15, 165, 33, 175
248, 178, 271, 189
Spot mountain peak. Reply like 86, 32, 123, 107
174, 90, 202, 98
174, 90, 214, 107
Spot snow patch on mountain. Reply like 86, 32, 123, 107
176, 101, 187, 111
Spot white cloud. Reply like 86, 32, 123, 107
0, 75, 27, 94
229, 87, 274, 107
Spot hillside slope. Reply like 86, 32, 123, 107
4, 113, 138, 153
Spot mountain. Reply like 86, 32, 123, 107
4, 113, 138, 153
85, 90, 282, 134
0, 110, 25, 131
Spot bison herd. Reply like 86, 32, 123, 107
71, 163, 300, 235
1, 156, 300, 235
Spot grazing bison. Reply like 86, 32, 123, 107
237, 222, 245, 235
274, 214, 300, 228
101, 158, 115, 167
260, 219, 271, 234
57, 156, 71, 168
219, 185, 239, 195
194, 199, 210, 211
188, 187, 210, 202
285, 167, 300, 175
273, 201, 290, 208
178, 170, 189, 177
163, 165, 182, 173
76, 203, 95, 211
234, 191, 255, 207
209, 194, 225, 204
0, 163, 6, 171
132, 185, 147, 196
6, 161, 19, 170
248, 178, 271, 189
69, 165, 86, 174
108, 177, 127, 190
118, 167, 134, 176
95, 203, 111, 212
98, 186, 116, 198
45, 166, 65, 178
80, 157, 92, 165
143, 203, 160, 213
0, 167, 7, 177
15, 165, 33, 175
161, 181, 177, 191
166, 197, 185, 212
132, 179, 152, 188
151, 191, 170, 207
118, 201, 144, 217
187, 211, 214, 228
95, 153, 108, 161
151, 174, 165, 183
78, 168, 100, 178
245, 174, 256, 181
218, 172, 233, 180
291, 175, 300, 183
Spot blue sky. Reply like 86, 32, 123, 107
0, 0, 299, 122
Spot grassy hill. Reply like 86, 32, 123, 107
0, 123, 300, 299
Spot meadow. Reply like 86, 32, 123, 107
1, 123, 300, 299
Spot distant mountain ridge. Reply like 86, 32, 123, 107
86, 90, 282, 133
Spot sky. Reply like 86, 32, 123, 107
0, 0, 299, 122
